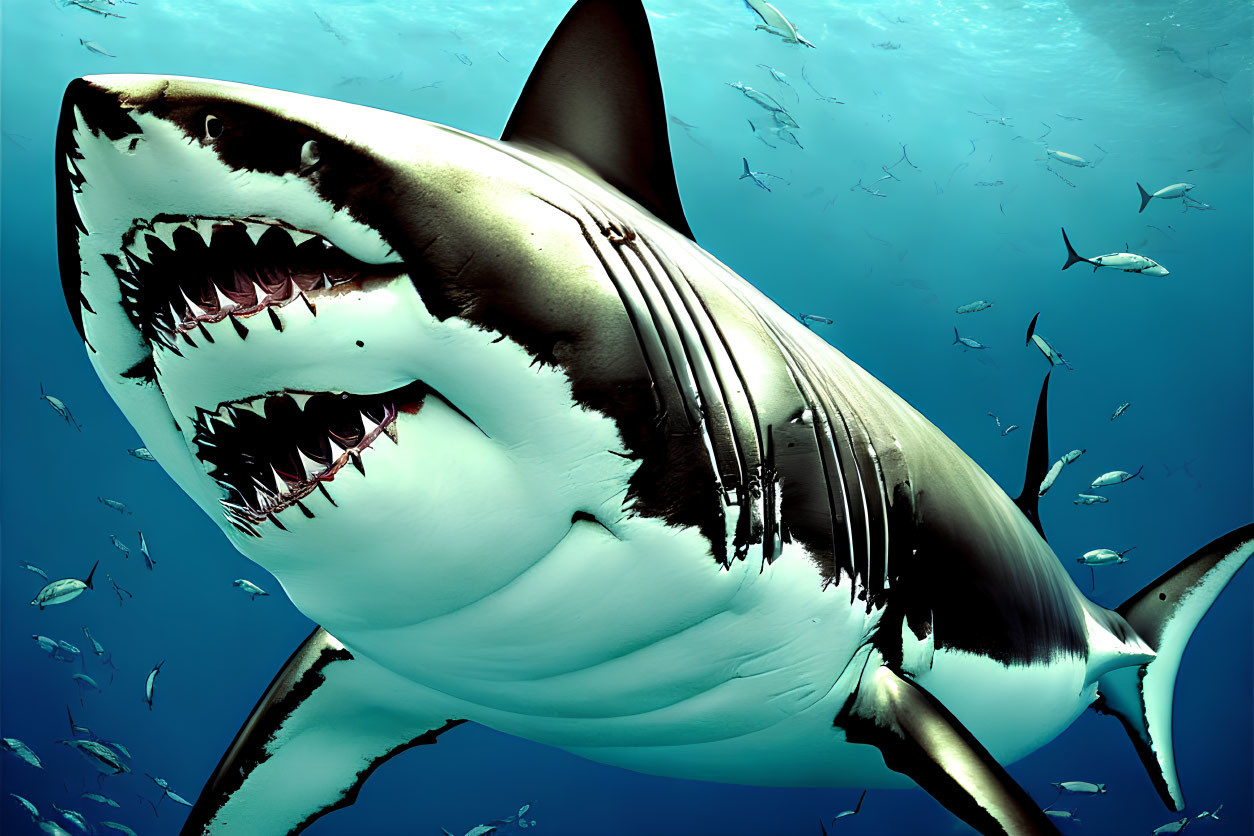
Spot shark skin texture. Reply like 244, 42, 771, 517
52, 1, 1252, 834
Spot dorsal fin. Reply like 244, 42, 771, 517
1013, 372, 1052, 540
500, 0, 694, 239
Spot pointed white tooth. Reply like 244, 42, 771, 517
154, 223, 179, 251
289, 392, 313, 410
360, 412, 381, 437
328, 437, 347, 461
288, 229, 315, 246
127, 238, 152, 263
192, 218, 215, 244
213, 284, 237, 314
214, 406, 234, 428
169, 302, 185, 329
253, 485, 270, 509
233, 400, 264, 416
320, 272, 333, 290
298, 449, 323, 480
251, 282, 269, 306
244, 223, 268, 246
270, 463, 293, 490
182, 290, 207, 318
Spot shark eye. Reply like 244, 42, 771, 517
204, 114, 224, 140
300, 140, 321, 171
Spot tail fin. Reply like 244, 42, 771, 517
1095, 524, 1254, 810
1137, 182, 1153, 213
84, 560, 98, 590
952, 326, 960, 345
1059, 227, 1088, 270
740, 157, 752, 179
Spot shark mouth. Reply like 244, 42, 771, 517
193, 382, 429, 534
110, 215, 404, 351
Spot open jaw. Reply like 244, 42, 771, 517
195, 382, 429, 535
106, 214, 404, 353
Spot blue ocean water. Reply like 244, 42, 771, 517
1, 0, 1250, 834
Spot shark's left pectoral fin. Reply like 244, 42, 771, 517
837, 665, 1059, 836
182, 628, 465, 836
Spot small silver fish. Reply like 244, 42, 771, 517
99, 823, 139, 836
1193, 803, 1222, 821
82, 626, 105, 655
1152, 818, 1190, 835
139, 530, 155, 570
79, 38, 116, 57
1111, 402, 1130, 420
60, 739, 128, 774
73, 673, 101, 692
1061, 448, 1086, 465
1024, 312, 1073, 369
31, 562, 98, 609
52, 805, 90, 835
32, 634, 60, 656
2, 737, 43, 768
1043, 809, 1080, 823
1090, 466, 1144, 488
1038, 460, 1065, 496
80, 792, 120, 808
127, 446, 157, 461
166, 789, 193, 807
955, 300, 993, 314
831, 789, 867, 822
109, 534, 130, 557
1078, 546, 1135, 566
233, 578, 270, 600
1074, 494, 1108, 505
104, 740, 132, 759
145, 659, 165, 709
10, 792, 40, 820
98, 497, 131, 514
726, 81, 789, 116
799, 313, 834, 327
952, 327, 985, 349
1051, 780, 1106, 795
40, 383, 82, 430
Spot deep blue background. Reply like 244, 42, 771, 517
2, 1, 1250, 834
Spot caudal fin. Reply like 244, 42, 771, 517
740, 157, 752, 179
1137, 182, 1153, 213
1095, 524, 1254, 810
952, 326, 960, 345
1059, 227, 1089, 270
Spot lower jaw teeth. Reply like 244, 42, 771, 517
215, 402, 399, 528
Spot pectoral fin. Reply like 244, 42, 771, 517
837, 665, 1058, 836
182, 627, 465, 835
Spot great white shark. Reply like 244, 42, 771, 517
53, 2, 1251, 834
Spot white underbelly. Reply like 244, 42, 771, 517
337, 513, 879, 764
